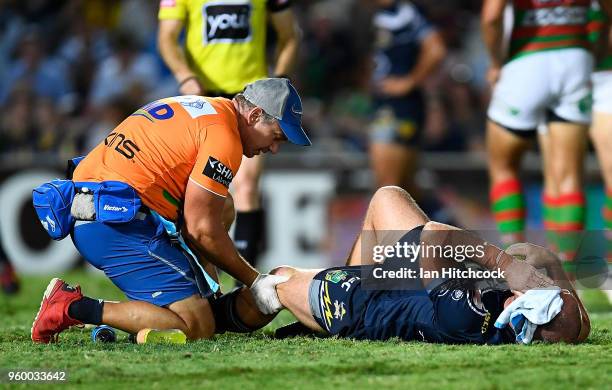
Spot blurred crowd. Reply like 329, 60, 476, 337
0, 0, 490, 160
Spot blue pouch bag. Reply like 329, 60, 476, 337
32, 180, 76, 240
94, 181, 142, 223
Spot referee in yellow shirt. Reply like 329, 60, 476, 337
157, 0, 299, 271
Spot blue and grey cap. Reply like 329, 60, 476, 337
242, 78, 311, 146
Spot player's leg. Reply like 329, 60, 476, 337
369, 107, 423, 197
486, 120, 531, 246
273, 266, 325, 332
370, 143, 418, 193
0, 228, 19, 294
231, 155, 265, 269
538, 127, 561, 251
346, 186, 430, 265
546, 121, 587, 265
486, 54, 550, 247
546, 48, 592, 268
590, 76, 612, 263
100, 294, 214, 338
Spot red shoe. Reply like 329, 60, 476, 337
31, 278, 83, 343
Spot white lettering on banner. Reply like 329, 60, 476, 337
259, 172, 334, 269
0, 171, 79, 274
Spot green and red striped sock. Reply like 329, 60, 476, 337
542, 193, 559, 252
555, 192, 586, 279
491, 179, 525, 247
603, 188, 612, 263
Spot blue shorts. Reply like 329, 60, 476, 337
370, 94, 425, 147
71, 213, 204, 307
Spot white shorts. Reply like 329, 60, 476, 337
488, 49, 593, 131
592, 71, 612, 115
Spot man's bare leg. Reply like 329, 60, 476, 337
486, 121, 530, 246
346, 186, 429, 265
101, 294, 215, 339
274, 267, 325, 333
547, 122, 587, 269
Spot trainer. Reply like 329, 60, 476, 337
31, 78, 311, 343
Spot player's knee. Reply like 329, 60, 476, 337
180, 314, 215, 340
371, 186, 416, 211
372, 186, 408, 204
171, 298, 216, 340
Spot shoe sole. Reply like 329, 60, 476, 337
31, 278, 61, 343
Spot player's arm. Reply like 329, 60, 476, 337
157, 19, 203, 94
269, 8, 300, 77
182, 179, 259, 287
377, 24, 446, 96
407, 31, 446, 89
421, 221, 555, 292
481, 0, 507, 84
183, 179, 287, 314
504, 243, 590, 341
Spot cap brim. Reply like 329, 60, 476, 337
279, 120, 311, 146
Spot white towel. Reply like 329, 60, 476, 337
494, 287, 563, 344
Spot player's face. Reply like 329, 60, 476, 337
244, 110, 287, 157
503, 290, 523, 309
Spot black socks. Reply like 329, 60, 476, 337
233, 209, 264, 268
68, 296, 104, 325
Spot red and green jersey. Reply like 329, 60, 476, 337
509, 0, 592, 61
587, 4, 612, 71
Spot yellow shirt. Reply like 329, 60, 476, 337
159, 0, 291, 94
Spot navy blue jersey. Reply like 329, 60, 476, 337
371, 1, 434, 118
372, 1, 433, 81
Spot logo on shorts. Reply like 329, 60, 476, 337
451, 289, 464, 301
333, 300, 346, 321
321, 282, 334, 329
203, 156, 234, 188
578, 93, 592, 114
152, 291, 163, 298
42, 216, 56, 232
204, 3, 251, 44
341, 276, 359, 292
325, 270, 348, 284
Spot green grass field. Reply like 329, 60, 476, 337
1, 271, 611, 389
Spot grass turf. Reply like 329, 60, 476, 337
1, 271, 611, 389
